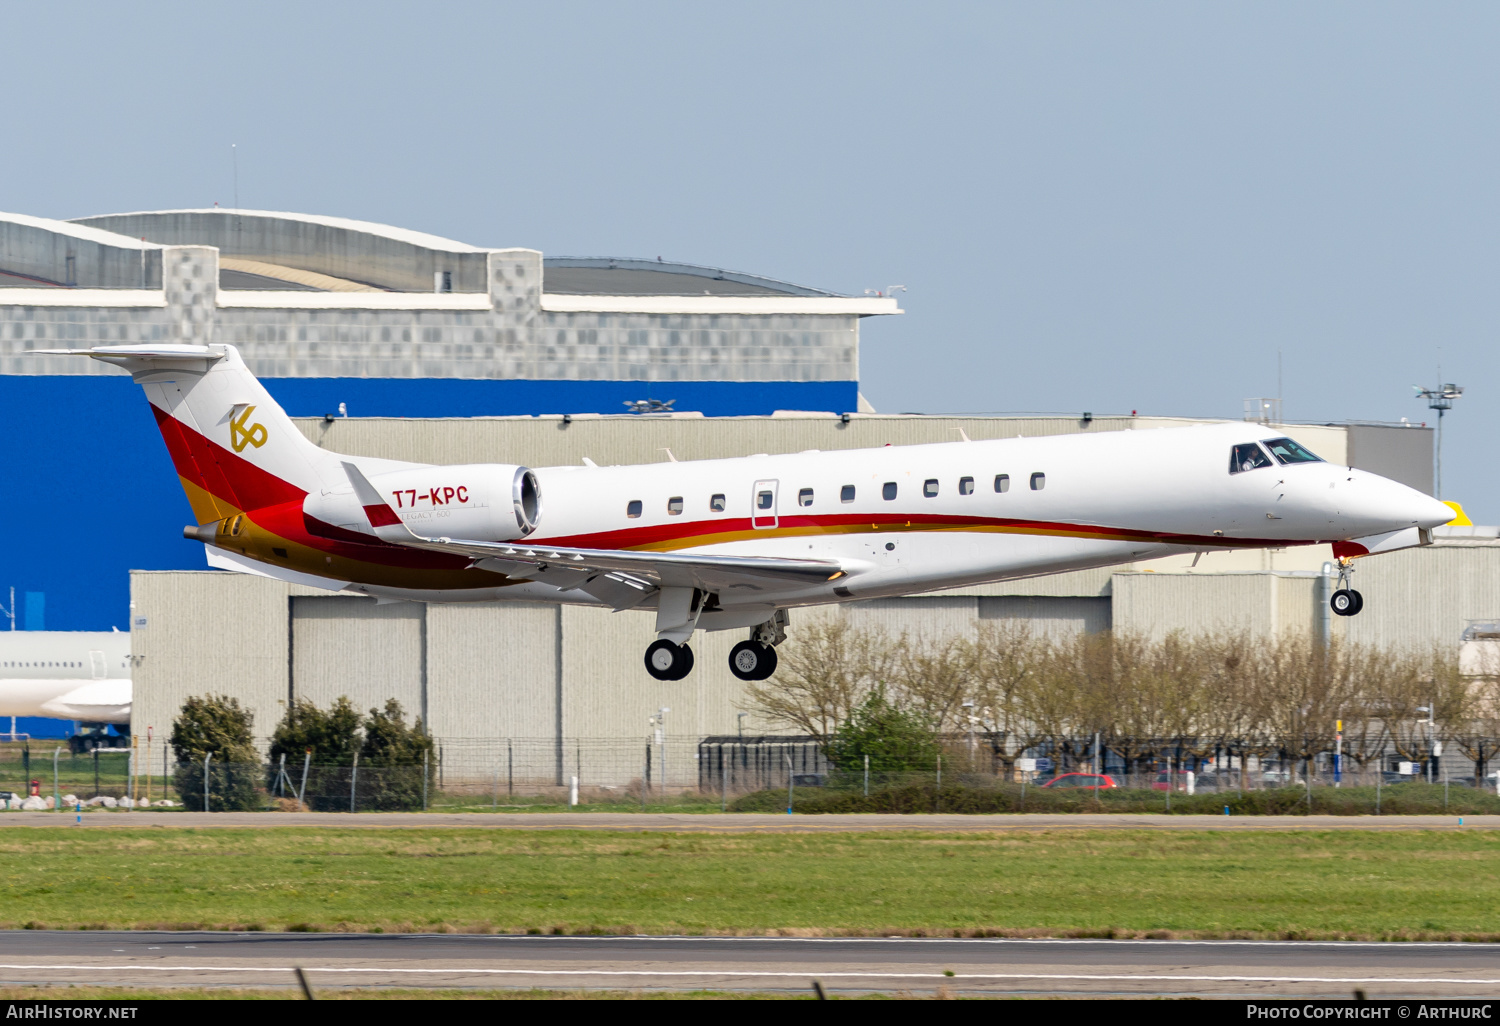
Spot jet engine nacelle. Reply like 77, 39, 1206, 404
304, 463, 540, 541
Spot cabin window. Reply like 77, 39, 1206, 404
757, 490, 774, 510
1229, 443, 1273, 474
798, 488, 814, 507
841, 485, 856, 503
923, 479, 939, 498
1264, 437, 1324, 465
959, 476, 974, 495
995, 474, 1010, 493
710, 493, 726, 512
626, 500, 643, 518
1030, 472, 1046, 491
667, 496, 684, 515
882, 482, 898, 500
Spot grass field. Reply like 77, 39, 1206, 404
2, 827, 1499, 939
0, 986, 805, 1001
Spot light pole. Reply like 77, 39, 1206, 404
1417, 704, 1436, 784
1414, 382, 1463, 499
961, 700, 976, 760
656, 707, 670, 793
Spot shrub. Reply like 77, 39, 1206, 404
169, 695, 261, 811
824, 685, 940, 772
268, 696, 363, 811
357, 700, 435, 811
270, 696, 361, 766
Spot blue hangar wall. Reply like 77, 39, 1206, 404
1, 376, 858, 632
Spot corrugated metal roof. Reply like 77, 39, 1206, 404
543, 257, 838, 297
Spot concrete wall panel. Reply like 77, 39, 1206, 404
842, 597, 978, 642
978, 596, 1112, 636
129, 571, 288, 755
0, 216, 161, 289
291, 597, 424, 720
426, 602, 557, 740
1348, 424, 1435, 496
1112, 572, 1278, 642
1338, 542, 1500, 651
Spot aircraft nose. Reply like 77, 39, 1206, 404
1411, 492, 1460, 529
1346, 475, 1456, 534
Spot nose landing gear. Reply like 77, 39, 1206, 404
1330, 558, 1364, 617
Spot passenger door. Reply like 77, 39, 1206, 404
751, 480, 779, 529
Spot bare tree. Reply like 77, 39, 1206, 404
744, 619, 890, 736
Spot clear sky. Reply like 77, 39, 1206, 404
5, 3, 1496, 516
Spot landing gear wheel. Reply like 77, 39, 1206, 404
644, 640, 694, 681
729, 640, 779, 681
1330, 589, 1364, 617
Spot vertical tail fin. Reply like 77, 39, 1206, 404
36, 344, 333, 522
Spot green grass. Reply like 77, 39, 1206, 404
3, 827, 1500, 939
732, 781, 1500, 816
0, 986, 820, 1000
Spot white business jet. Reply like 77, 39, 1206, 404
45, 344, 1455, 682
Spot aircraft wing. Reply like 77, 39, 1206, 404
341, 462, 845, 604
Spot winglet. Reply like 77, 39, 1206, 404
341, 461, 422, 541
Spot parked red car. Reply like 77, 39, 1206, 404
1039, 773, 1117, 789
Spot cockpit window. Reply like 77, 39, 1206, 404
1264, 437, 1323, 465
1229, 443, 1273, 474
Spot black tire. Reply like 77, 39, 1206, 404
644, 639, 687, 681
1348, 589, 1364, 615
1331, 589, 1355, 617
648, 642, 687, 681
729, 641, 778, 681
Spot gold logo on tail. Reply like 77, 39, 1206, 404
229, 405, 268, 452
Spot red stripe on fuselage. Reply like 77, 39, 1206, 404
257, 502, 474, 570
535, 511, 1296, 552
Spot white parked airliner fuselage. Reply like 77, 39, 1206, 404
0, 631, 131, 724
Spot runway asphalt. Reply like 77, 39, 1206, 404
0, 811, 1493, 830
1, 932, 1497, 997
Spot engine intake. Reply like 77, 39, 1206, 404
304, 463, 541, 541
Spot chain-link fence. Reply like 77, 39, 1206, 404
6, 732, 1498, 812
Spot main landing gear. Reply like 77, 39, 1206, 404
641, 610, 789, 682
729, 641, 777, 681
644, 639, 695, 681
729, 610, 789, 682
1330, 558, 1364, 617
